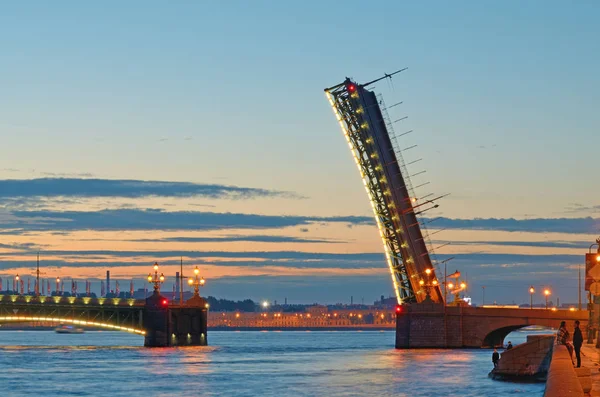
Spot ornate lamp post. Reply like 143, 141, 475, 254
419, 269, 438, 302
446, 281, 467, 306
544, 288, 551, 309
187, 266, 205, 297
529, 286, 535, 309
147, 262, 165, 293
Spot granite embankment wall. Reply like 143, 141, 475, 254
544, 345, 584, 397
492, 335, 554, 379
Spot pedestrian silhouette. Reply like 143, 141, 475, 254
492, 348, 500, 368
573, 320, 583, 368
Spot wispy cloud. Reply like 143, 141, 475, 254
429, 217, 600, 234
0, 178, 302, 201
134, 235, 346, 244
563, 203, 600, 214
0, 250, 383, 266
2, 209, 373, 233
447, 240, 592, 249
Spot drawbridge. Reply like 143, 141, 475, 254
325, 71, 444, 304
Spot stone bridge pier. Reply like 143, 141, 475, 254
395, 303, 587, 348
143, 293, 208, 347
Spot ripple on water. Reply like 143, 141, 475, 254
0, 330, 544, 397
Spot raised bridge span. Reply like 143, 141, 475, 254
324, 72, 586, 348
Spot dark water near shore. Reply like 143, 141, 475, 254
0, 330, 544, 396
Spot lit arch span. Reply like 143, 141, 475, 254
0, 316, 146, 335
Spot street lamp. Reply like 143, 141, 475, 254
15, 274, 20, 295
187, 266, 205, 297
419, 269, 438, 302
56, 277, 60, 295
529, 286, 535, 309
262, 301, 269, 310
147, 262, 165, 293
544, 289, 551, 309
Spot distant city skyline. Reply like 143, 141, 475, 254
1, 1, 599, 304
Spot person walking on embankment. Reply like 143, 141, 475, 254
556, 321, 574, 363
573, 320, 583, 368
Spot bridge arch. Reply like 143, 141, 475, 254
461, 307, 585, 348
482, 324, 553, 348
0, 315, 145, 335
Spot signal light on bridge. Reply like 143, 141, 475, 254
395, 305, 402, 314
161, 299, 168, 306
347, 83, 356, 92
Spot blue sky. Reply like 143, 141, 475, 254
0, 1, 598, 305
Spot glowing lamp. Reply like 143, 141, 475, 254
200, 278, 205, 286
448, 283, 454, 289
544, 289, 551, 296
596, 254, 600, 262
147, 274, 152, 282
432, 280, 438, 286
161, 299, 168, 306
15, 274, 19, 281
194, 266, 200, 275
419, 280, 425, 286
159, 274, 165, 282
395, 305, 402, 313
529, 287, 535, 294
153, 264, 159, 271
460, 282, 466, 289
188, 278, 193, 285
347, 83, 356, 92
425, 269, 431, 275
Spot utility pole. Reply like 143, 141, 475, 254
579, 263, 582, 311
482, 286, 485, 306
180, 257, 184, 307
36, 252, 40, 296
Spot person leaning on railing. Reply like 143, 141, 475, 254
556, 321, 574, 363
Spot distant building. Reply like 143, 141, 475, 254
306, 305, 328, 315
374, 295, 397, 309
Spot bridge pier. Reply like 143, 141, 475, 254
395, 303, 587, 349
143, 293, 208, 347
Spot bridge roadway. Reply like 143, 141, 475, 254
0, 293, 208, 347
395, 303, 588, 348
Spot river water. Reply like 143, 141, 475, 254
0, 330, 544, 397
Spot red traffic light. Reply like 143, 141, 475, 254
347, 83, 356, 92
395, 305, 402, 313
161, 299, 168, 306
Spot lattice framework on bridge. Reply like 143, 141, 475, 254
325, 77, 443, 304
0, 295, 145, 334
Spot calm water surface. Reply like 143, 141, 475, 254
0, 330, 544, 397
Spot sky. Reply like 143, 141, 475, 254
0, 1, 599, 305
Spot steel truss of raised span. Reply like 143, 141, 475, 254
0, 294, 145, 334
325, 75, 443, 304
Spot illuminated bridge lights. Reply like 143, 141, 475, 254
0, 316, 145, 335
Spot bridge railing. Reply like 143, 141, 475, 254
0, 294, 145, 307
